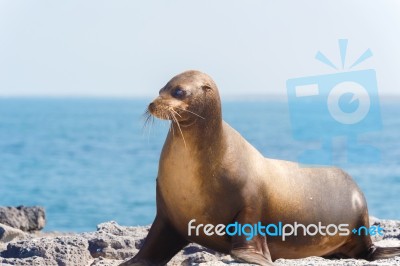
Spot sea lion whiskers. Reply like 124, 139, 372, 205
169, 107, 182, 118
170, 106, 201, 128
145, 104, 177, 136
166, 111, 176, 136
142, 108, 154, 134
174, 106, 205, 120
170, 110, 187, 148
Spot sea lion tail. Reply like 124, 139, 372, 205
367, 245, 400, 260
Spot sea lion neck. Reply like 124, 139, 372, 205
170, 88, 223, 151
166, 115, 224, 177
170, 112, 223, 151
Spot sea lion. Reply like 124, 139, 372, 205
121, 70, 400, 266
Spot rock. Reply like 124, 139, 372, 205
1, 257, 57, 266
167, 243, 232, 266
0, 206, 46, 232
90, 257, 124, 266
1, 236, 92, 266
180, 251, 224, 266
82, 221, 148, 260
0, 218, 399, 266
275, 256, 400, 265
0, 223, 27, 243
370, 218, 400, 242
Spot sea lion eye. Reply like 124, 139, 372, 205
171, 88, 186, 99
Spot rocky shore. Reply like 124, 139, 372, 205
0, 207, 399, 265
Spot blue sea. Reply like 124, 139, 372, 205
0, 98, 399, 232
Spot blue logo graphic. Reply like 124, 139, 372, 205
286, 39, 382, 166
352, 225, 384, 236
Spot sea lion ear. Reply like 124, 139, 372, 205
202, 85, 212, 92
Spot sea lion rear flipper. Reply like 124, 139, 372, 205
230, 207, 275, 266
367, 245, 400, 261
120, 215, 189, 266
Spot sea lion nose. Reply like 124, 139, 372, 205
148, 102, 155, 112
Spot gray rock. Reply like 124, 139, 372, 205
90, 257, 124, 266
180, 251, 224, 266
370, 218, 400, 242
0, 206, 46, 232
0, 223, 27, 243
275, 256, 400, 265
1, 218, 399, 266
82, 221, 148, 260
1, 236, 92, 266
1, 257, 57, 266
168, 243, 228, 266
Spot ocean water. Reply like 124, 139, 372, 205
0, 98, 399, 232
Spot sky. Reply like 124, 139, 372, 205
0, 1, 400, 98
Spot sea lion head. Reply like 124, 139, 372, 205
148, 70, 221, 126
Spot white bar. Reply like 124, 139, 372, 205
295, 84, 319, 97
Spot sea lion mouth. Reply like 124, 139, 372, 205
144, 99, 206, 147
147, 101, 204, 123
147, 102, 183, 122
144, 101, 206, 147
144, 102, 192, 147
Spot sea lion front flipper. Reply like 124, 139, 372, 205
120, 215, 189, 266
230, 207, 274, 266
